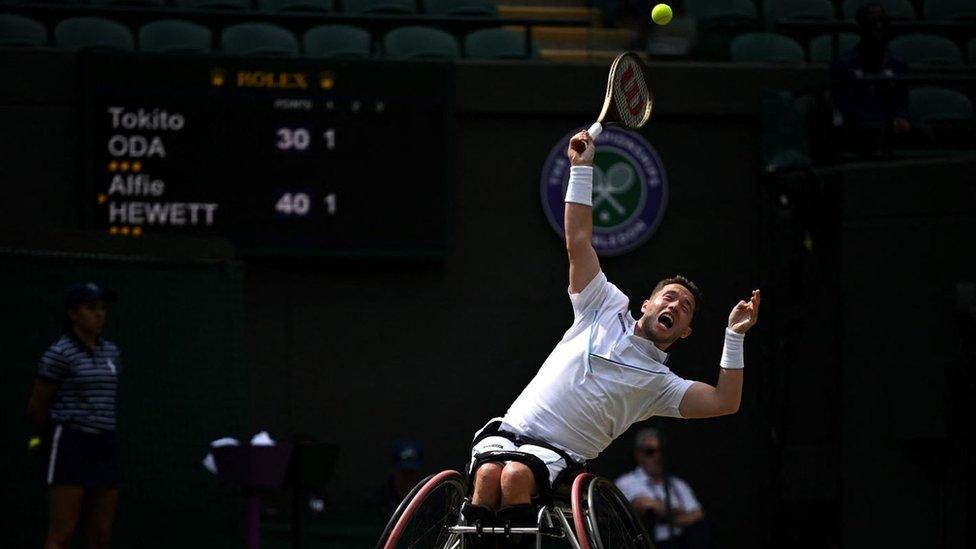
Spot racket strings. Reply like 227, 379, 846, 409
611, 57, 651, 128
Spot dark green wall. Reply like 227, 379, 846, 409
831, 160, 975, 548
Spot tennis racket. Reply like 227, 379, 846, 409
577, 52, 653, 148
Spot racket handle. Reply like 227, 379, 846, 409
587, 122, 603, 140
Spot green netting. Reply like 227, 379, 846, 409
0, 249, 247, 548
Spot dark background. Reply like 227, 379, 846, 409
1, 51, 973, 547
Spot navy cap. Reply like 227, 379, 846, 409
64, 282, 116, 309
393, 440, 422, 471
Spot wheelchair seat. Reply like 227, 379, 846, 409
549, 461, 586, 504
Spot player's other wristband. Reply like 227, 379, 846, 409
720, 328, 745, 369
565, 166, 593, 206
28, 436, 42, 450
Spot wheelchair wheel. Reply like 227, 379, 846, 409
572, 473, 653, 549
376, 469, 466, 549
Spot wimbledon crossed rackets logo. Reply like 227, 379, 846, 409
592, 157, 639, 226
540, 127, 668, 256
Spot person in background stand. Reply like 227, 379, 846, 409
615, 427, 706, 549
27, 282, 120, 549
369, 440, 425, 520
830, 3, 911, 154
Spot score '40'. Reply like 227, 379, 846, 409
275, 192, 337, 216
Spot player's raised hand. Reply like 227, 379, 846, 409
728, 289, 760, 334
568, 131, 595, 166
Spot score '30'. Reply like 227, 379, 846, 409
275, 128, 336, 151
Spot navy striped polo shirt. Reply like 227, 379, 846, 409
36, 334, 120, 433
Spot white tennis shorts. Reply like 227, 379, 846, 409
470, 434, 568, 486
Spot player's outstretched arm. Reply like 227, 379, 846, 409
565, 131, 601, 293
679, 290, 760, 419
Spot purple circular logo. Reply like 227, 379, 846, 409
540, 127, 668, 256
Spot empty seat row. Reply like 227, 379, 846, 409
686, 0, 976, 60
730, 31, 976, 64
0, 0, 498, 15
686, 0, 976, 27
909, 86, 974, 126
762, 0, 937, 24
0, 13, 530, 58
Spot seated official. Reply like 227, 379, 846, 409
830, 3, 910, 153
615, 428, 705, 548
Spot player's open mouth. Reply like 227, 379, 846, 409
657, 313, 674, 329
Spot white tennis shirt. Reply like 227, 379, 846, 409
502, 271, 693, 461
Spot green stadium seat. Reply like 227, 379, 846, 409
808, 32, 858, 61
173, 0, 250, 10
384, 26, 459, 58
910, 86, 973, 124
221, 23, 298, 56
909, 86, 975, 149
763, 0, 837, 30
464, 28, 531, 59
0, 13, 47, 46
425, 0, 497, 16
762, 0, 836, 30
88, 0, 166, 7
925, 0, 976, 21
730, 31, 804, 62
889, 33, 963, 65
685, 0, 761, 60
842, 0, 916, 19
257, 0, 333, 12
343, 0, 415, 14
138, 20, 212, 53
685, 0, 757, 19
968, 38, 976, 64
54, 17, 133, 50
5, 0, 80, 4
303, 24, 370, 57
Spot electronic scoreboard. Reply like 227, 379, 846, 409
83, 53, 454, 257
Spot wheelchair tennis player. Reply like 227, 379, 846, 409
463, 131, 761, 546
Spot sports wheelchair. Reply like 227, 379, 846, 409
376, 449, 653, 549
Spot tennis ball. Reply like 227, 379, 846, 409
652, 3, 673, 25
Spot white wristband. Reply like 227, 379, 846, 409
720, 328, 745, 369
565, 166, 593, 206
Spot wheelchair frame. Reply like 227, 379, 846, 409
378, 468, 652, 549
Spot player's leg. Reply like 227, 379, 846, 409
499, 443, 567, 506
44, 485, 84, 549
496, 462, 538, 547
499, 461, 536, 506
471, 461, 504, 509
497, 445, 569, 547
469, 434, 517, 511
465, 437, 514, 548
83, 487, 118, 549
462, 462, 503, 548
